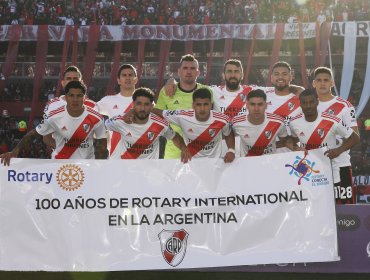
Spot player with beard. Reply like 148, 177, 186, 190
105, 87, 190, 161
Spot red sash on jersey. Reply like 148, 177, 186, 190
110, 102, 134, 156
323, 102, 345, 116
187, 120, 225, 156
273, 95, 300, 117
305, 119, 335, 150
121, 122, 164, 159
246, 121, 281, 156
55, 114, 100, 159
224, 86, 252, 118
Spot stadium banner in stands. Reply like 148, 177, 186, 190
0, 23, 319, 41
0, 150, 338, 271
213, 205, 370, 273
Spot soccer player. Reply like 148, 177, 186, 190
97, 64, 138, 158
0, 81, 108, 166
266, 61, 303, 123
43, 65, 97, 148
232, 89, 289, 156
156, 54, 210, 159
105, 87, 190, 162
312, 67, 360, 203
155, 88, 235, 163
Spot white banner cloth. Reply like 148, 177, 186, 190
0, 150, 339, 271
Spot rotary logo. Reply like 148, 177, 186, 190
56, 164, 85, 191
158, 229, 189, 267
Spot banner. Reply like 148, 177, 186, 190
0, 23, 318, 42
214, 205, 370, 273
0, 150, 338, 271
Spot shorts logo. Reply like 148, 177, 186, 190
285, 152, 320, 185
56, 164, 85, 191
158, 229, 189, 267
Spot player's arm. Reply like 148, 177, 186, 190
223, 129, 235, 163
43, 134, 56, 149
324, 131, 360, 159
0, 129, 41, 166
289, 85, 305, 95
171, 132, 191, 163
94, 138, 108, 159
151, 108, 164, 118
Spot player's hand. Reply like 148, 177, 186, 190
123, 109, 134, 124
324, 148, 342, 159
224, 151, 235, 163
0, 151, 17, 166
180, 147, 192, 164
164, 77, 177, 97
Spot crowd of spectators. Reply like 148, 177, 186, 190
0, 115, 51, 159
0, 0, 369, 26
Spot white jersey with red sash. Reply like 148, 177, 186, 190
263, 89, 302, 125
36, 105, 106, 159
318, 96, 357, 171
163, 110, 231, 158
318, 96, 357, 128
44, 95, 97, 116
97, 93, 134, 158
289, 112, 353, 183
232, 113, 287, 157
105, 113, 175, 159
211, 85, 253, 119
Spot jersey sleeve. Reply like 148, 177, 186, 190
93, 119, 107, 139
335, 121, 353, 139
35, 118, 55, 136
162, 125, 176, 140
277, 124, 288, 138
342, 105, 357, 128
289, 123, 298, 138
162, 110, 182, 126
104, 115, 125, 133
222, 120, 232, 136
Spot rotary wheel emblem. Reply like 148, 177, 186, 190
56, 164, 85, 191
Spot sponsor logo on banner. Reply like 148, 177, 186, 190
56, 164, 85, 191
158, 229, 189, 267
285, 153, 323, 185
336, 214, 361, 231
